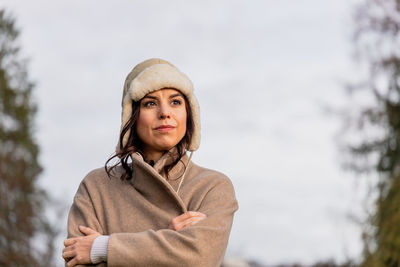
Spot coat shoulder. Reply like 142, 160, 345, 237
183, 162, 239, 213
78, 166, 127, 194
82, 167, 111, 184
187, 162, 236, 197
189, 162, 231, 184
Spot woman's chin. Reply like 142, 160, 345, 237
152, 138, 181, 151
154, 143, 178, 152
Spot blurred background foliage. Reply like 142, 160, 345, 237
1, 0, 400, 266
340, 0, 400, 266
0, 10, 56, 266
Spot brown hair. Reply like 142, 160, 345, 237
105, 92, 194, 180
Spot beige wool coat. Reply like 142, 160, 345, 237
67, 151, 238, 267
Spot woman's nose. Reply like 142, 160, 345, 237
159, 103, 171, 119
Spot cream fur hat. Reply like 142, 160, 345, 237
117, 58, 200, 153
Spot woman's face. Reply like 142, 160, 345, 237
136, 88, 187, 155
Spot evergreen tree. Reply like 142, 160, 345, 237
0, 9, 56, 266
343, 0, 400, 266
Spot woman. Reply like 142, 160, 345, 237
62, 58, 238, 267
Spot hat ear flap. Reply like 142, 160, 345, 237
116, 98, 133, 154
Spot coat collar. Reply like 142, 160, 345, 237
130, 149, 189, 213
153, 149, 189, 181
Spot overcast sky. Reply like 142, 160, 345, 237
1, 0, 366, 265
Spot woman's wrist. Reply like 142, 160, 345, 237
90, 235, 109, 264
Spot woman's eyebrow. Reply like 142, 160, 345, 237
169, 93, 183, 98
143, 95, 158, 100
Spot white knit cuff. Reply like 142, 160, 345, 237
90, 235, 109, 264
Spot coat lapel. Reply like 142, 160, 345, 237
131, 152, 188, 214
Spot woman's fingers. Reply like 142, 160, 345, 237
169, 211, 207, 231
66, 257, 78, 267
62, 243, 76, 261
64, 238, 76, 247
62, 249, 75, 261
79, 225, 98, 235
64, 226, 99, 248
62, 228, 100, 266
177, 217, 203, 230
173, 211, 206, 223
174, 216, 205, 231
182, 211, 206, 220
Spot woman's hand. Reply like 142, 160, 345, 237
169, 211, 207, 231
62, 226, 100, 267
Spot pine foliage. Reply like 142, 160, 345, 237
0, 9, 56, 266
345, 0, 400, 266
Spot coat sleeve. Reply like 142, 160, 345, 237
107, 178, 238, 267
66, 181, 106, 267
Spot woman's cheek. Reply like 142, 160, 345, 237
177, 110, 187, 136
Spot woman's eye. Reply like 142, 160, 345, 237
171, 99, 182, 105
143, 101, 156, 107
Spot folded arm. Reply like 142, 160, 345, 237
65, 179, 238, 267
106, 179, 238, 267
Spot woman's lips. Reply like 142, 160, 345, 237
155, 125, 175, 132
